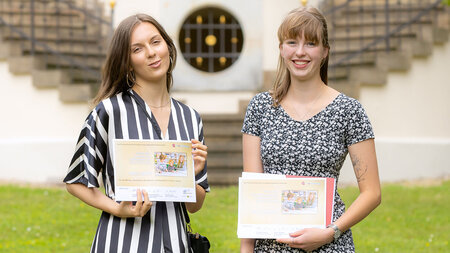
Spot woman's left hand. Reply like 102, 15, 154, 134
191, 139, 207, 176
276, 228, 334, 251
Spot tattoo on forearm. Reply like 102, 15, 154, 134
352, 155, 368, 183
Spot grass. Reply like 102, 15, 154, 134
0, 181, 448, 252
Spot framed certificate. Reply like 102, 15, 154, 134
113, 139, 196, 202
237, 173, 335, 239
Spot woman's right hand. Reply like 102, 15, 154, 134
114, 189, 153, 218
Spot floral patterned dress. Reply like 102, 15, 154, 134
241, 92, 374, 253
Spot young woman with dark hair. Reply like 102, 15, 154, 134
64, 14, 209, 253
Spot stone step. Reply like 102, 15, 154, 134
207, 138, 242, 153
341, 3, 444, 14
1, 14, 92, 28
58, 83, 92, 103
0, 24, 104, 39
332, 14, 432, 28
349, 66, 387, 86
31, 69, 70, 88
18, 40, 107, 56
330, 28, 417, 41
328, 80, 360, 99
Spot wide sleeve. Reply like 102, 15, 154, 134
195, 113, 210, 192
241, 93, 266, 137
63, 104, 109, 187
345, 99, 375, 147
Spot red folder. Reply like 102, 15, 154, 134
286, 175, 335, 226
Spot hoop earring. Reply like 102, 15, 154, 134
126, 72, 135, 88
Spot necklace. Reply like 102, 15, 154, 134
147, 98, 171, 108
292, 86, 325, 121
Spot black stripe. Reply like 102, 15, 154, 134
151, 203, 163, 252
121, 218, 134, 253
137, 104, 151, 139
160, 202, 173, 252
106, 155, 115, 193
137, 211, 151, 252
90, 217, 101, 253
175, 203, 187, 253
109, 216, 121, 252
95, 212, 109, 253
123, 93, 139, 139
110, 96, 123, 139
167, 114, 177, 141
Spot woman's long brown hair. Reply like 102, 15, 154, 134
271, 7, 330, 106
93, 14, 177, 105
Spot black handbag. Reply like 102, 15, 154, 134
182, 203, 211, 253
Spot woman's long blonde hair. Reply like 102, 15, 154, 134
271, 7, 330, 106
93, 14, 177, 105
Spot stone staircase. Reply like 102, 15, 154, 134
0, 0, 448, 185
0, 0, 109, 102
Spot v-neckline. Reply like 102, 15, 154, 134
279, 93, 342, 123
128, 89, 172, 139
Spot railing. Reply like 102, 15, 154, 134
0, 0, 112, 84
319, 0, 448, 81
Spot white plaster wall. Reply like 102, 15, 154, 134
360, 42, 450, 138
0, 62, 89, 183
338, 41, 450, 185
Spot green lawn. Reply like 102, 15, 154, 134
0, 181, 448, 252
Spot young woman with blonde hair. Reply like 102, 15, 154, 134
241, 7, 381, 252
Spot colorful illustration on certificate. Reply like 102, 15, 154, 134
281, 190, 318, 214
154, 152, 187, 176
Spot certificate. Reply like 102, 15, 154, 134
113, 139, 196, 202
237, 173, 335, 239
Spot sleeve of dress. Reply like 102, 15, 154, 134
195, 113, 210, 192
345, 99, 375, 147
241, 94, 264, 137
63, 104, 109, 187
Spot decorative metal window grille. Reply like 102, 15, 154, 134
179, 7, 244, 73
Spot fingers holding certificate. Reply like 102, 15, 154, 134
191, 139, 208, 176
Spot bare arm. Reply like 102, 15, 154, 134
277, 138, 381, 251
66, 183, 152, 218
331, 138, 381, 232
240, 133, 264, 252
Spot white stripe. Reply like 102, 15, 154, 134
177, 102, 191, 141
131, 98, 143, 139
129, 218, 142, 252
117, 218, 126, 252
196, 172, 208, 185
104, 214, 114, 252
102, 98, 116, 198
74, 137, 96, 158
166, 202, 180, 253
143, 102, 155, 140
86, 124, 96, 139
64, 171, 83, 184
92, 108, 108, 144
190, 107, 199, 140
147, 203, 156, 250
95, 147, 104, 165
117, 93, 129, 139
171, 100, 181, 140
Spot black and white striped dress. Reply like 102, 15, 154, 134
64, 89, 209, 253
